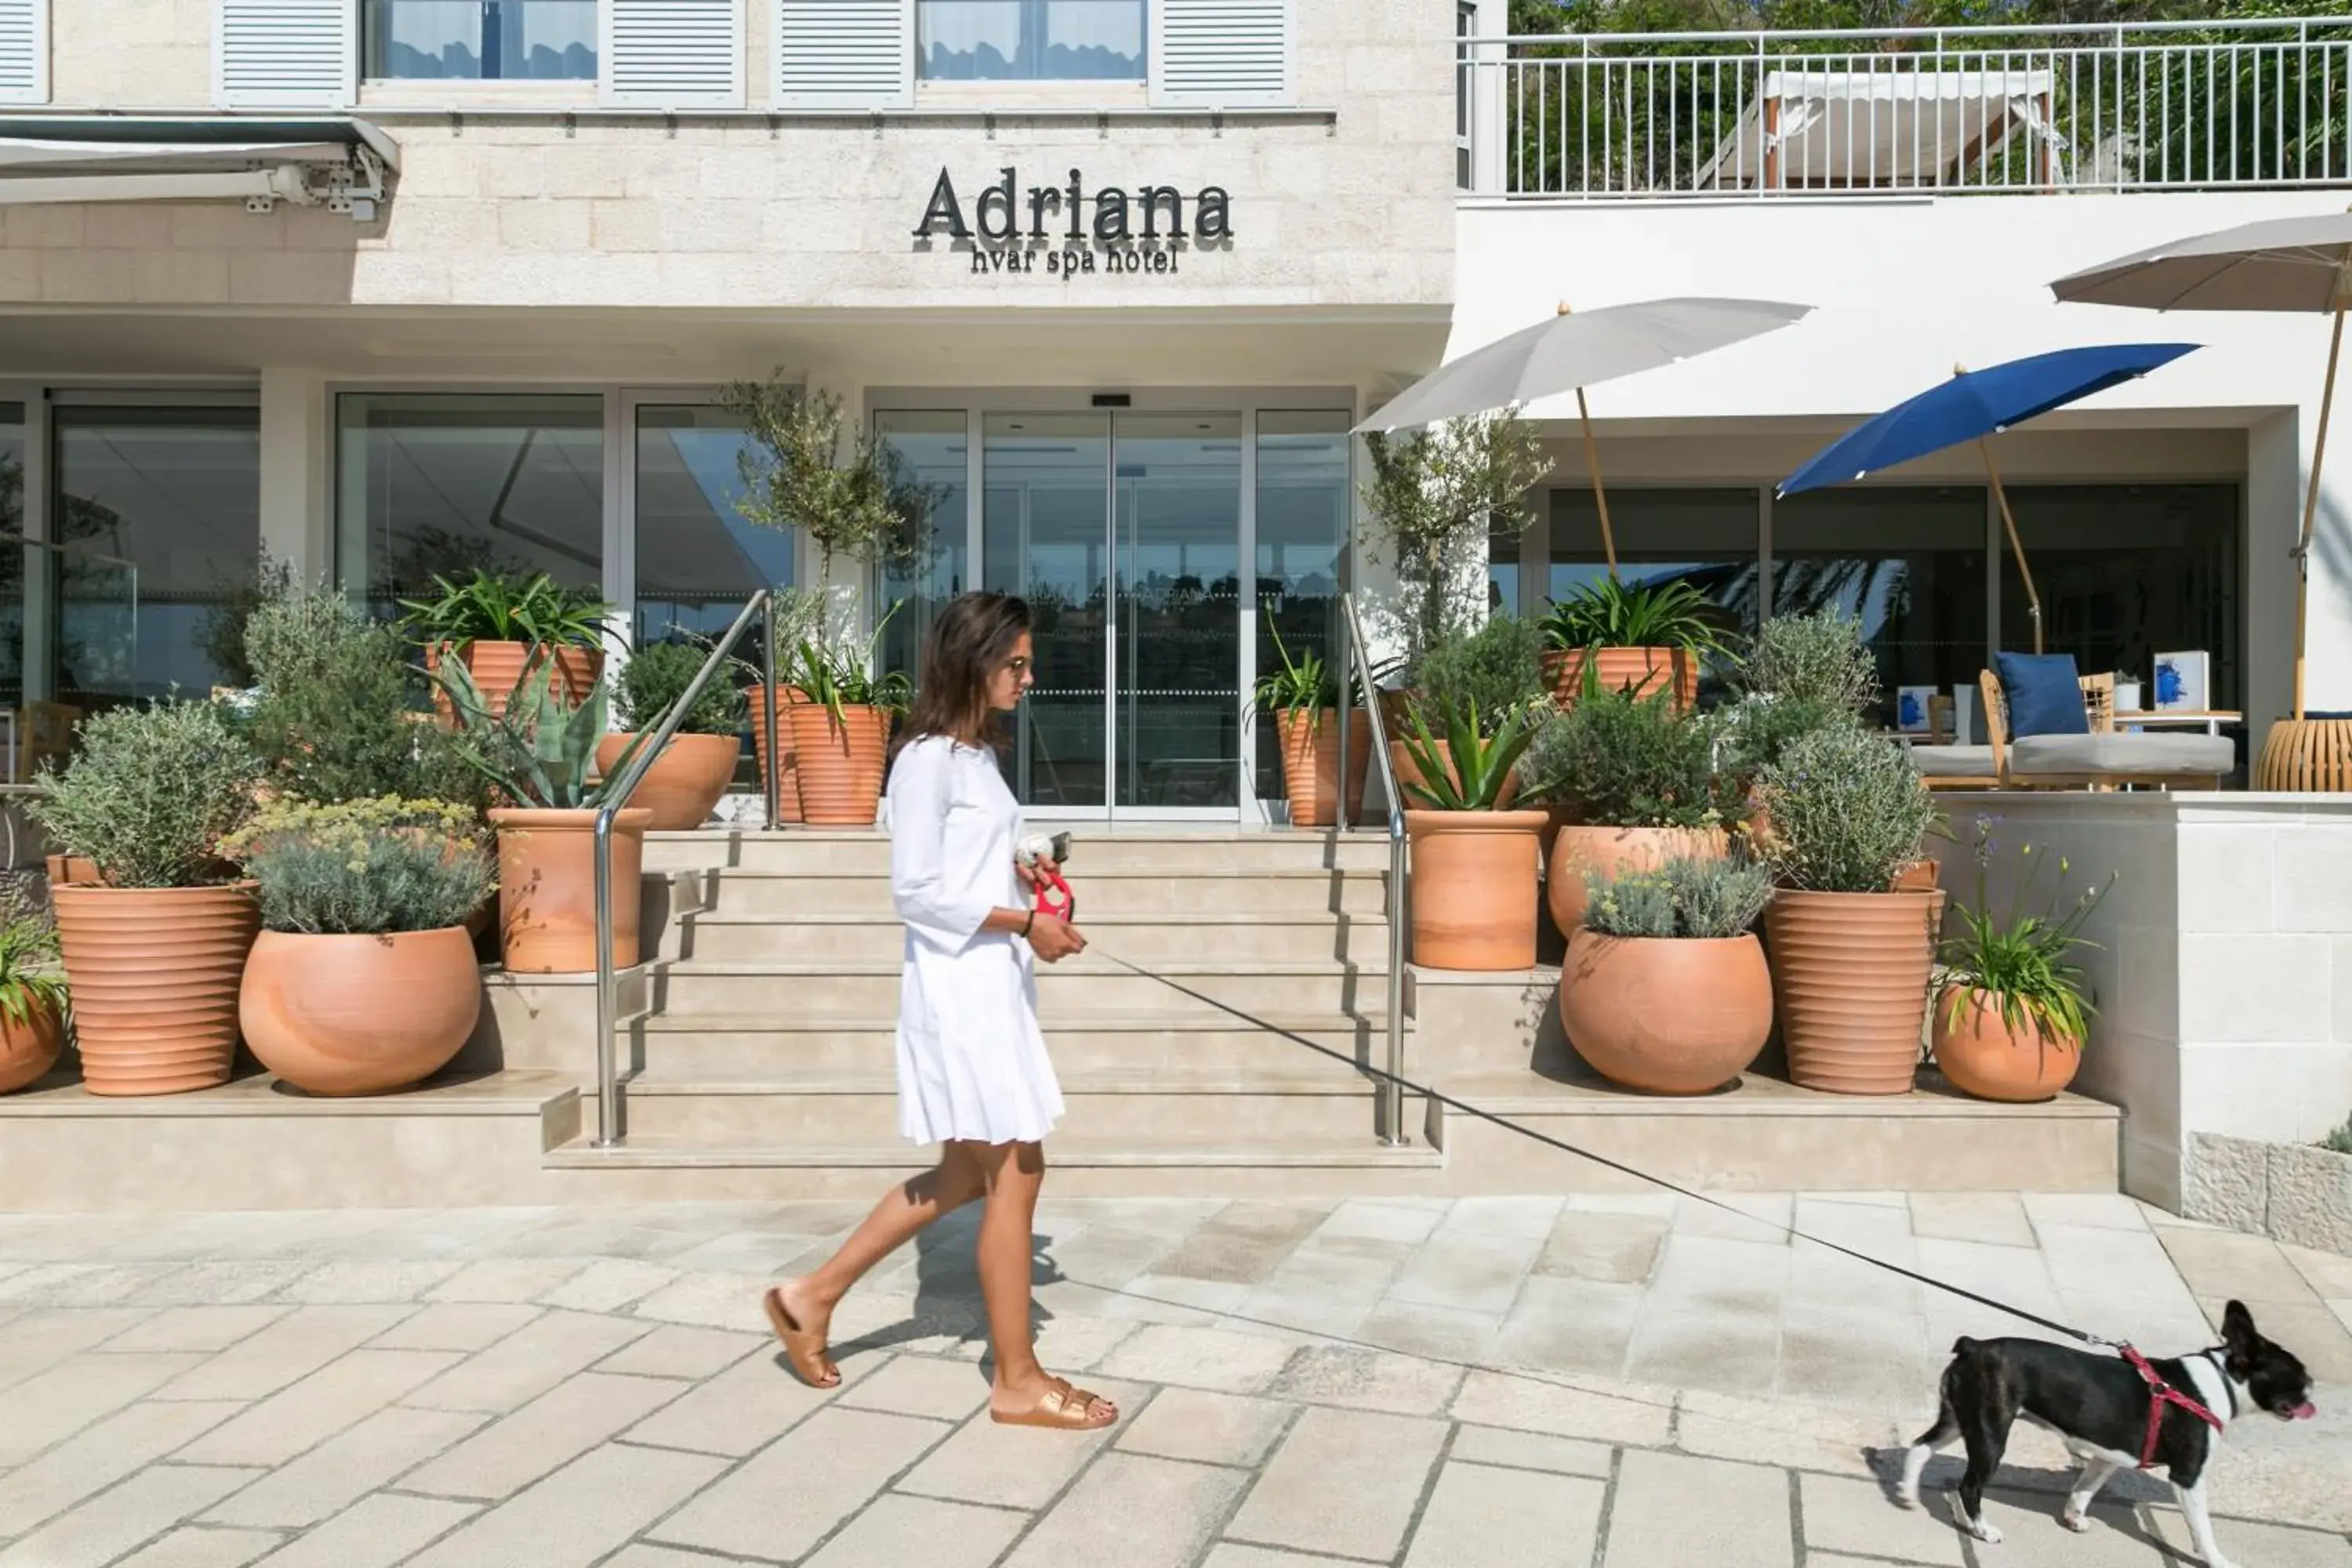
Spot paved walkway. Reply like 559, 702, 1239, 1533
1, 1192, 2347, 1567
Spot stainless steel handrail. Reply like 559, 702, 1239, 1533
1334, 592, 1409, 1149
592, 589, 782, 1150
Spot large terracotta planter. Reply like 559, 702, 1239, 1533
1543, 646, 1697, 712
1388, 739, 1520, 811
427, 640, 604, 723
745, 684, 806, 826
0, 998, 64, 1094
1932, 988, 2082, 1102
1559, 930, 1773, 1094
596, 732, 738, 833
787, 703, 891, 827
489, 807, 652, 974
1276, 709, 1371, 828
1547, 824, 1730, 938
51, 882, 261, 1096
1403, 808, 1550, 971
1763, 888, 1939, 1095
240, 928, 482, 1096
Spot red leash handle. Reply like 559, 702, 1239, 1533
1030, 866, 1074, 921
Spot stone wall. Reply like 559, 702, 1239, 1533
2186, 1131, 2352, 1254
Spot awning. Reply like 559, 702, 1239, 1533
0, 117, 396, 220
1698, 69, 2067, 191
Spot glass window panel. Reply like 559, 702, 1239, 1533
918, 0, 1145, 81
0, 404, 21, 710
633, 405, 794, 650
337, 393, 604, 621
2002, 484, 2241, 712
877, 412, 971, 686
1771, 486, 1987, 715
1547, 487, 1759, 700
1255, 412, 1350, 801
363, 0, 597, 81
53, 407, 257, 706
984, 414, 1108, 808
1117, 414, 1240, 809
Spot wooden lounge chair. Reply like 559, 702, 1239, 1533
1976, 669, 2230, 790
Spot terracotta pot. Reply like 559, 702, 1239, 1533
1547, 824, 1730, 938
1388, 739, 1520, 811
596, 732, 739, 833
1932, 988, 2082, 1102
51, 882, 261, 1096
489, 807, 653, 974
1890, 858, 1941, 893
1403, 808, 1549, 971
1559, 930, 1773, 1094
427, 641, 604, 723
239, 927, 482, 1096
745, 684, 807, 826
0, 998, 64, 1094
1276, 709, 1372, 828
1763, 888, 1939, 1095
787, 703, 891, 827
1543, 646, 1697, 712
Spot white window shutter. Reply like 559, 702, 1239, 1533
1151, 0, 1291, 108
604, 0, 746, 108
0, 0, 48, 104
215, 0, 354, 109
773, 0, 911, 109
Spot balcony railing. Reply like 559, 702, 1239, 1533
1460, 17, 2352, 199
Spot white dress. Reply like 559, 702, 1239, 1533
887, 735, 1065, 1146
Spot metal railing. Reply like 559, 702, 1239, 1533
592, 589, 782, 1149
1464, 16, 2352, 198
1333, 593, 1409, 1149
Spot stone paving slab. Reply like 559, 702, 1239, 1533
0, 1195, 2346, 1566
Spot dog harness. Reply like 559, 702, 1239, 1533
2119, 1344, 2223, 1469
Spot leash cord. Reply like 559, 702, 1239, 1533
1087, 946, 2122, 1352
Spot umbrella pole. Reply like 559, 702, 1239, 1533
1980, 437, 2043, 656
2292, 303, 2346, 721
1575, 387, 1621, 582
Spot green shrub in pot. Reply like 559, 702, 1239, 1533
605, 640, 749, 831
0, 883, 69, 1094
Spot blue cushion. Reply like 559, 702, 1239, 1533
1994, 652, 2089, 738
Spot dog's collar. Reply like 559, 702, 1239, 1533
2193, 1348, 2239, 1421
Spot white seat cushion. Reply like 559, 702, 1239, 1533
2009, 732, 2234, 776
1909, 744, 1997, 777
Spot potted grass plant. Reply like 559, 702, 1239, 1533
1931, 821, 2109, 1102
781, 609, 915, 828
438, 658, 653, 974
0, 884, 70, 1094
606, 641, 746, 832
1398, 700, 1548, 970
1521, 683, 1739, 938
739, 587, 827, 826
1540, 578, 1728, 712
1560, 854, 1775, 1094
1756, 724, 1941, 1095
401, 568, 615, 722
223, 798, 494, 1096
31, 700, 263, 1095
1252, 608, 1368, 828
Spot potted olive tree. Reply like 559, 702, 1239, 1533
1932, 820, 2109, 1103
0, 884, 69, 1094
1251, 609, 1368, 829
1539, 578, 1728, 712
1398, 701, 1548, 970
1521, 684, 1740, 938
400, 568, 615, 723
1559, 854, 1775, 1094
31, 700, 263, 1095
606, 641, 746, 832
223, 798, 494, 1096
1756, 724, 1941, 1095
1361, 411, 1551, 675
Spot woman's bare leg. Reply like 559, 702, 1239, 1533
771, 1142, 985, 1384
975, 1142, 1115, 1425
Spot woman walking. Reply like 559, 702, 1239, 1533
760, 592, 1115, 1430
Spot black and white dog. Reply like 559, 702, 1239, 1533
1896, 1301, 2315, 1567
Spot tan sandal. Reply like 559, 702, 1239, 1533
992, 1378, 1116, 1430
762, 1287, 839, 1388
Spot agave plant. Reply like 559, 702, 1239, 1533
1396, 699, 1534, 811
1541, 578, 1730, 657
436, 656, 649, 811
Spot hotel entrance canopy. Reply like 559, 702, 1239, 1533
0, 117, 395, 220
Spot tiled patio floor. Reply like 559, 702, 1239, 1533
1, 1192, 2347, 1566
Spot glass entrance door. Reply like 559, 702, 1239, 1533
981, 412, 1243, 817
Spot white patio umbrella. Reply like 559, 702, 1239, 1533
2052, 210, 2352, 739
1356, 296, 1813, 578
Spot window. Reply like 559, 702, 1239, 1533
877, 412, 972, 686
633, 405, 794, 650
1773, 486, 1987, 711
363, 0, 597, 82
336, 394, 604, 619
1254, 412, 1350, 800
917, 0, 1145, 82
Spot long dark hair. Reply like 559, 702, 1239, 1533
898, 592, 1031, 753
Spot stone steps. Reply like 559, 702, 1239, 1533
670, 866, 1393, 918
617, 1013, 1396, 1076
640, 827, 1395, 876
655, 909, 1393, 964
640, 956, 1389, 1018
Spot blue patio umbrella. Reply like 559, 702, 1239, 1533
1777, 342, 2199, 651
